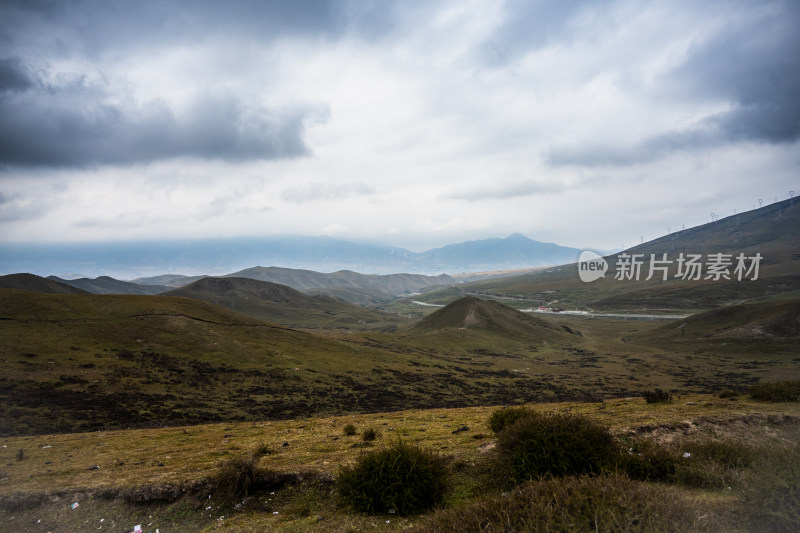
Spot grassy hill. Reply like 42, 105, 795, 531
410, 296, 563, 338
0, 273, 88, 295
165, 276, 407, 330
0, 288, 420, 435
3, 287, 800, 437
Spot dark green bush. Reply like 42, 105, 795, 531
643, 389, 672, 403
362, 427, 379, 442
750, 380, 800, 402
343, 423, 357, 436
487, 406, 534, 433
337, 440, 449, 515
494, 412, 617, 483
214, 455, 258, 500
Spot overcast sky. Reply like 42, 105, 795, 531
0, 0, 798, 251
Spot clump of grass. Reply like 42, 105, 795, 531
419, 474, 714, 532
343, 423, 357, 436
252, 443, 276, 457
672, 439, 756, 488
739, 441, 800, 531
643, 388, 672, 404
749, 380, 800, 402
618, 438, 678, 482
494, 412, 617, 484
362, 427, 379, 442
213, 455, 259, 500
337, 440, 449, 515
487, 406, 533, 434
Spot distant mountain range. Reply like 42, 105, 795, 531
47, 275, 170, 295
0, 234, 583, 279
0, 268, 456, 308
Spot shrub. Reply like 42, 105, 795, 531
494, 412, 617, 483
362, 427, 379, 442
487, 406, 534, 434
337, 440, 449, 515
343, 423, 357, 436
749, 380, 800, 402
213, 455, 258, 500
643, 388, 672, 403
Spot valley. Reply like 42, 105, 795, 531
0, 198, 798, 531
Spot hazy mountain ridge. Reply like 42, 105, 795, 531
165, 276, 406, 330
48, 275, 169, 295
0, 234, 582, 279
227, 266, 454, 297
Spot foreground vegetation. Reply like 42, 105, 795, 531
1, 392, 799, 531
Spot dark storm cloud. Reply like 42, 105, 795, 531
0, 0, 392, 168
547, 0, 800, 168
0, 57, 33, 93
0, 0, 406, 55
679, 6, 800, 145
0, 73, 324, 167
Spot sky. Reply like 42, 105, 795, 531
0, 0, 798, 252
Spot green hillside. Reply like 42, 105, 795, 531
0, 289, 417, 435
0, 273, 88, 295
411, 296, 562, 338
164, 276, 407, 330
632, 298, 800, 359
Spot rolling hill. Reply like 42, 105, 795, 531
164, 276, 407, 330
226, 266, 454, 305
48, 275, 170, 295
0, 273, 88, 294
411, 296, 562, 338
644, 298, 800, 341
